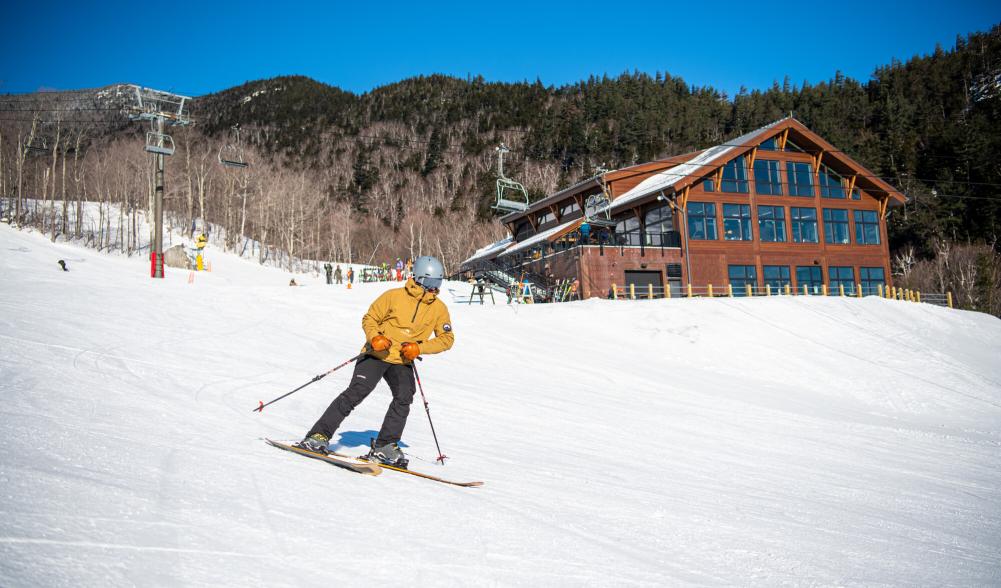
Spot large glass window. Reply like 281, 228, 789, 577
615, 214, 641, 246
753, 159, 783, 195
854, 210, 881, 245
644, 204, 674, 246
763, 265, 791, 292
559, 200, 581, 219
728, 265, 757, 296
786, 162, 814, 197
759, 137, 780, 151
818, 165, 846, 198
758, 205, 786, 242
829, 266, 856, 294
537, 210, 556, 226
687, 202, 717, 240
859, 267, 886, 296
720, 158, 749, 193
722, 203, 752, 241
791, 207, 819, 243
823, 208, 850, 244
796, 266, 824, 294
702, 179, 715, 192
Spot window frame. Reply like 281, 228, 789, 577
753, 159, 783, 196
786, 161, 815, 197
823, 208, 851, 245
720, 158, 749, 194
791, 207, 819, 243
854, 209, 881, 245
828, 265, 856, 294
757, 205, 787, 243
722, 203, 752, 241
728, 264, 757, 296
687, 202, 717, 241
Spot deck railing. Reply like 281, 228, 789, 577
609, 282, 954, 308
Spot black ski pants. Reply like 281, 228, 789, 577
308, 355, 415, 447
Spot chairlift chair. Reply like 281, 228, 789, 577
145, 131, 175, 156
218, 126, 248, 168
493, 143, 529, 213
25, 136, 49, 156
583, 193, 616, 227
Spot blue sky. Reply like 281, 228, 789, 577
1, 0, 998, 97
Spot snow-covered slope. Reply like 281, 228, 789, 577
2, 223, 1000, 587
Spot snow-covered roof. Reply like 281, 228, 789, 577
608, 118, 789, 213
461, 236, 513, 265
498, 218, 582, 257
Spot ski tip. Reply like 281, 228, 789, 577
253, 400, 264, 413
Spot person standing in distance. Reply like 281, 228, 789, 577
297, 256, 454, 468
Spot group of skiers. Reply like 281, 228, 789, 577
323, 257, 416, 286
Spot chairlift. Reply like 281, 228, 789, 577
218, 125, 248, 169
493, 144, 529, 213
584, 193, 615, 227
145, 131, 175, 156
25, 136, 50, 156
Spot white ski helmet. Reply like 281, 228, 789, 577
412, 255, 445, 290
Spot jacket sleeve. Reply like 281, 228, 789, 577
361, 291, 393, 344
420, 303, 454, 355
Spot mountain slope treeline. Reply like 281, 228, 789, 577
2, 25, 999, 312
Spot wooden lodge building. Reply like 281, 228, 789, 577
460, 117, 906, 300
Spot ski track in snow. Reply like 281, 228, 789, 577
2, 223, 1001, 586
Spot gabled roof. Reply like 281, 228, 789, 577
603, 117, 907, 213
608, 119, 789, 213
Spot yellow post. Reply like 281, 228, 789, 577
856, 283, 862, 298
785, 284, 791, 296
822, 284, 829, 296
708, 284, 714, 298
648, 283, 654, 300
745, 284, 752, 297
612, 283, 618, 300
839, 284, 845, 297
891, 286, 897, 299
947, 291, 953, 308
727, 284, 733, 297
665, 284, 671, 299
803, 284, 808, 296
629, 283, 635, 300
877, 284, 883, 298
687, 283, 693, 298
916, 291, 921, 303
766, 284, 772, 296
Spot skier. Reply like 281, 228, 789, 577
324, 262, 333, 285
298, 256, 454, 468
334, 265, 343, 284
395, 257, 404, 281
346, 266, 354, 285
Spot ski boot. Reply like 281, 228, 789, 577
367, 442, 409, 469
295, 433, 329, 454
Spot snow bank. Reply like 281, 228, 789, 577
1, 223, 999, 586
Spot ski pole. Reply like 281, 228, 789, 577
411, 362, 448, 465
254, 353, 365, 413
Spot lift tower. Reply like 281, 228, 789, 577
124, 85, 192, 278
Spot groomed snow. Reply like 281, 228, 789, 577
1, 223, 1000, 586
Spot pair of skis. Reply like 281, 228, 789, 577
266, 439, 483, 488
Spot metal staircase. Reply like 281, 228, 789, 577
458, 259, 554, 301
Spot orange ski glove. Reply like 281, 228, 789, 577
371, 335, 392, 352
401, 342, 420, 361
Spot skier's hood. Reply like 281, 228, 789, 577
404, 277, 438, 303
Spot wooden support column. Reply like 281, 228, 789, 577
747, 147, 758, 172
878, 195, 890, 220
778, 128, 790, 150
713, 167, 723, 192
550, 203, 561, 222
847, 174, 857, 196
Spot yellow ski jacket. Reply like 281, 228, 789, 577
361, 278, 454, 364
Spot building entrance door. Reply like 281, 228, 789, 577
624, 270, 664, 298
